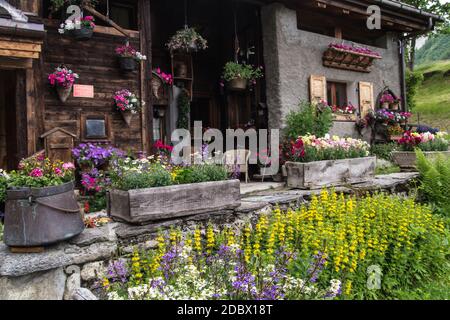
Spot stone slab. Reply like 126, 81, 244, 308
0, 267, 66, 300
0, 241, 117, 277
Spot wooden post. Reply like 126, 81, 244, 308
139, 0, 153, 154
334, 27, 342, 39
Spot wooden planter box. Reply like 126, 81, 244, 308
285, 157, 376, 189
323, 47, 382, 73
333, 114, 357, 122
391, 151, 450, 170
108, 180, 241, 224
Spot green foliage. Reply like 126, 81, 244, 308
406, 69, 424, 111
113, 164, 173, 191
416, 34, 450, 65
370, 143, 398, 161
177, 89, 190, 130
222, 62, 263, 82
87, 193, 107, 213
173, 165, 228, 184
416, 149, 450, 216
284, 101, 333, 140
0, 172, 8, 204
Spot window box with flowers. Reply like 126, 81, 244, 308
323, 43, 382, 73
48, 65, 79, 102
284, 134, 375, 189
107, 154, 240, 224
1, 155, 84, 247
320, 101, 357, 122
58, 16, 96, 41
113, 89, 141, 126
115, 44, 147, 72
391, 131, 450, 170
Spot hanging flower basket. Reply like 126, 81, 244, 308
48, 65, 79, 103
113, 89, 141, 126
72, 26, 94, 40
228, 77, 248, 91
120, 110, 134, 127
56, 84, 73, 102
119, 57, 137, 72
115, 44, 147, 72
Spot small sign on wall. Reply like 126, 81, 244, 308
73, 84, 94, 98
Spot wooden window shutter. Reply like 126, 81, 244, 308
310, 75, 327, 104
359, 81, 374, 117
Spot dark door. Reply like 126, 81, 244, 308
0, 70, 26, 170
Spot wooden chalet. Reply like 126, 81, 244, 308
0, 0, 443, 170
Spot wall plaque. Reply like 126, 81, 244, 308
73, 84, 94, 98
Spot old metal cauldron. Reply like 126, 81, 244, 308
3, 181, 84, 247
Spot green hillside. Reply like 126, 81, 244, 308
412, 60, 450, 131
416, 34, 450, 65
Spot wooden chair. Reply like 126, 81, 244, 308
222, 149, 251, 183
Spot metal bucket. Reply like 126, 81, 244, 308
119, 57, 136, 72
72, 27, 94, 40
3, 181, 84, 247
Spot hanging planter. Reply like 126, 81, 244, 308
166, 27, 208, 54
58, 16, 96, 41
113, 89, 141, 126
56, 85, 73, 102
115, 44, 147, 72
48, 65, 79, 103
228, 77, 248, 91
222, 62, 263, 92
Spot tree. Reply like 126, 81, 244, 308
401, 0, 449, 71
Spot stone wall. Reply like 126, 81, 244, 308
0, 173, 418, 300
261, 3, 402, 138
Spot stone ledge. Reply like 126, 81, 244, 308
0, 241, 117, 277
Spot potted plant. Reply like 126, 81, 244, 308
222, 62, 263, 91
152, 68, 173, 100
380, 93, 395, 109
113, 89, 141, 126
2, 155, 84, 247
391, 131, 450, 170
166, 27, 208, 53
390, 97, 401, 110
58, 16, 96, 40
284, 134, 375, 189
115, 44, 147, 72
48, 65, 79, 102
387, 124, 404, 141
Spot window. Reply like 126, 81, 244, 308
327, 82, 347, 107
81, 114, 111, 142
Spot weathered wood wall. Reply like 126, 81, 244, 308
41, 23, 144, 151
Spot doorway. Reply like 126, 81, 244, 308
0, 70, 26, 170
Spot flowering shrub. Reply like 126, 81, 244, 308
113, 89, 141, 113
72, 143, 125, 168
48, 66, 79, 88
329, 43, 381, 58
166, 27, 208, 52
99, 191, 447, 300
289, 134, 370, 163
155, 68, 173, 85
115, 44, 147, 61
398, 131, 449, 152
222, 62, 263, 83
58, 16, 95, 34
6, 155, 75, 189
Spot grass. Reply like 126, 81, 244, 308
375, 165, 401, 175
413, 60, 450, 132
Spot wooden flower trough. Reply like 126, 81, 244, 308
285, 157, 376, 189
323, 47, 382, 73
107, 180, 241, 225
391, 151, 450, 170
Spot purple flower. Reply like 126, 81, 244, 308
107, 260, 129, 283
307, 251, 327, 283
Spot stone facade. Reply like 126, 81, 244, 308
261, 3, 402, 138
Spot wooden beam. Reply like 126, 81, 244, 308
82, 4, 134, 39
139, 0, 153, 154
0, 49, 39, 59
0, 56, 32, 69
0, 40, 41, 52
